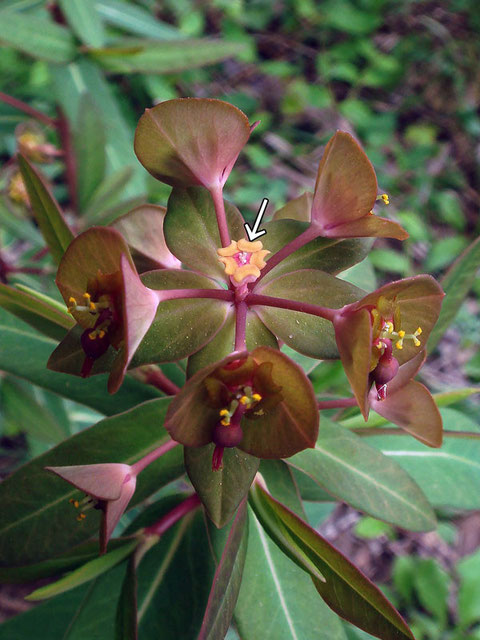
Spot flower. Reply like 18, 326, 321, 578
46, 463, 137, 553
333, 275, 444, 419
311, 131, 408, 240
47, 227, 160, 393
165, 346, 318, 469
217, 238, 270, 286
368, 351, 442, 447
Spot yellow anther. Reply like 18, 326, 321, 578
76, 513, 86, 522
415, 327, 422, 336
252, 393, 262, 402
239, 395, 249, 405
413, 337, 421, 347
88, 331, 96, 340
83, 293, 91, 301
69, 498, 80, 508
376, 342, 384, 350
384, 321, 394, 334
398, 330, 405, 338
395, 340, 403, 350
98, 330, 105, 339
89, 301, 96, 311
69, 296, 77, 305
381, 194, 389, 205
220, 418, 230, 426
219, 409, 229, 417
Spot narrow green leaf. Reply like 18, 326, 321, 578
0, 539, 128, 584
198, 502, 248, 640
0, 283, 74, 341
259, 459, 305, 518
84, 167, 134, 222
1, 376, 67, 444
136, 511, 215, 638
115, 555, 138, 640
235, 506, 347, 640
428, 236, 480, 351
0, 397, 183, 566
250, 484, 415, 640
74, 93, 106, 212
91, 38, 244, 74
96, 0, 183, 40
0, 563, 127, 640
0, 9, 76, 63
0, 308, 160, 415
27, 539, 138, 600
365, 408, 480, 510
59, 0, 106, 48
288, 419, 436, 532
185, 445, 259, 528
18, 154, 74, 264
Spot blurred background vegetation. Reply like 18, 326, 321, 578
0, 1, 479, 638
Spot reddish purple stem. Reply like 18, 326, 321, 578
131, 439, 179, 475
234, 300, 247, 351
318, 397, 358, 410
144, 493, 201, 536
210, 185, 231, 248
0, 91, 57, 127
255, 224, 319, 284
245, 292, 336, 322
144, 368, 180, 395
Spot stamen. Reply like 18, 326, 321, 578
239, 395, 249, 405
76, 513, 86, 522
252, 393, 262, 402
377, 194, 390, 205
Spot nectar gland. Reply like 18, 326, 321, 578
217, 238, 270, 285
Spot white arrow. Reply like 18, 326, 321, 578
244, 198, 269, 241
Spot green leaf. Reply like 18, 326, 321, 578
428, 236, 480, 351
17, 154, 74, 264
136, 510, 215, 638
0, 308, 160, 414
364, 409, 480, 510
0, 9, 76, 63
0, 283, 74, 341
273, 191, 312, 222
50, 58, 146, 199
235, 506, 348, 640
74, 93, 106, 212
59, 0, 106, 48
198, 502, 248, 640
91, 38, 244, 74
255, 269, 363, 359
1, 376, 67, 444
26, 539, 138, 600
0, 539, 128, 584
457, 549, 480, 627
115, 556, 138, 640
0, 563, 127, 640
413, 559, 449, 625
95, 0, 182, 40
185, 445, 259, 528
84, 167, 134, 223
259, 459, 305, 518
250, 485, 415, 640
164, 186, 245, 281
288, 419, 436, 531
261, 219, 372, 283
0, 397, 183, 566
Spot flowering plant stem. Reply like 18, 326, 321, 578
255, 224, 319, 284
131, 439, 179, 475
0, 91, 57, 127
156, 288, 234, 304
234, 300, 247, 351
246, 292, 336, 322
143, 368, 180, 395
144, 493, 201, 536
209, 184, 231, 248
317, 398, 358, 410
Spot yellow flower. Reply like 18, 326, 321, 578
217, 238, 270, 284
